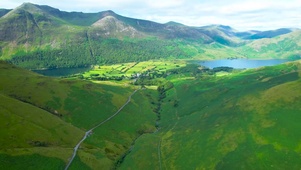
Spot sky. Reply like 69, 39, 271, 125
1, 0, 301, 31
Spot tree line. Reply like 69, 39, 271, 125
8, 38, 195, 69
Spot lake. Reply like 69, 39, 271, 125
33, 67, 90, 77
199, 59, 289, 69
33, 59, 290, 77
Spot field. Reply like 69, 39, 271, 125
2, 3, 301, 169
81, 60, 187, 82
119, 60, 301, 169
1, 59, 301, 169
0, 61, 158, 169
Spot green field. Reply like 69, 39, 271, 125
0, 61, 157, 169
81, 60, 186, 82
1, 59, 301, 169
2, 3, 301, 169
119, 60, 301, 169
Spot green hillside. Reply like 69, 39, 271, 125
0, 3, 299, 70
119, 60, 301, 169
1, 58, 301, 169
0, 61, 158, 169
1, 2, 301, 170
239, 30, 301, 60
0, 93, 83, 169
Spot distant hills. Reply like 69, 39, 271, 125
243, 28, 293, 39
1, 4, 301, 168
0, 3, 300, 69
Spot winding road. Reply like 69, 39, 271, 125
65, 89, 139, 170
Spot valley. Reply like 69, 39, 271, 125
1, 2, 301, 170
1, 59, 301, 169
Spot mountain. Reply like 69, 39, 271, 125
0, 3, 301, 169
0, 9, 11, 17
198, 25, 242, 46
2, 3, 301, 170
242, 28, 293, 39
238, 30, 301, 59
0, 3, 299, 70
91, 15, 145, 38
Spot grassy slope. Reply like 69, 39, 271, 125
0, 94, 84, 169
0, 154, 66, 170
0, 93, 84, 148
2, 3, 301, 70
0, 61, 158, 169
0, 61, 132, 129
70, 89, 158, 169
120, 60, 301, 169
1, 58, 301, 169
239, 30, 301, 59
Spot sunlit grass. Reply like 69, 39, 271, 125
121, 61, 301, 169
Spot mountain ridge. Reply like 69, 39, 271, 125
6, 2, 297, 33
2, 3, 295, 36
1, 3, 301, 169
0, 3, 300, 69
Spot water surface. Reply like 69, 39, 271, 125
33, 67, 90, 77
199, 59, 289, 69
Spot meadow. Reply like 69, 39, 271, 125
119, 60, 301, 169
0, 61, 157, 169
81, 60, 186, 82
1, 59, 301, 169
2, 3, 301, 169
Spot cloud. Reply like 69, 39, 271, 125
145, 0, 185, 8
1, 0, 300, 31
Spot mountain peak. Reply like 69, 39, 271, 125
91, 15, 144, 38
165, 21, 185, 26
218, 25, 232, 30
205, 24, 235, 31
92, 15, 118, 27
101, 10, 116, 17
12, 2, 44, 15
21, 2, 35, 5
18, 2, 37, 9
1, 2, 37, 18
